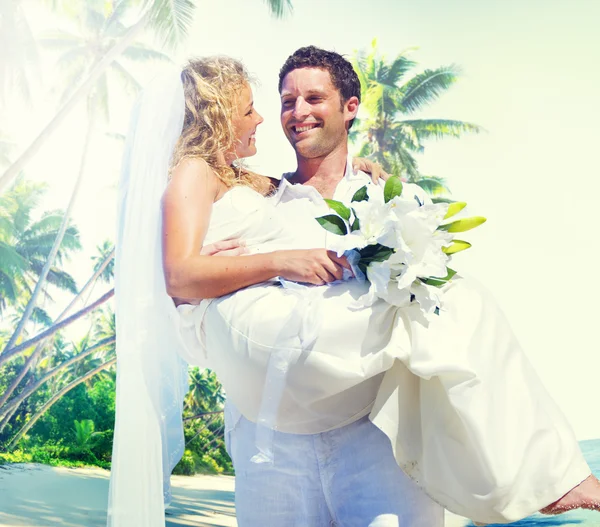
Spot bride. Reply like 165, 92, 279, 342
108, 55, 599, 526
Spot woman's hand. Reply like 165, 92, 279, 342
352, 157, 391, 184
274, 249, 351, 285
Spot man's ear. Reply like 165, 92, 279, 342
344, 96, 359, 126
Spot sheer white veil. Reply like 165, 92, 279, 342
107, 68, 190, 526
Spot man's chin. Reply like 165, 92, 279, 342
292, 140, 328, 159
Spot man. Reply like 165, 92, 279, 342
224, 45, 445, 527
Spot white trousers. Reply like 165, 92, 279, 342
225, 404, 444, 527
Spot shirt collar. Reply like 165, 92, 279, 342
272, 155, 368, 204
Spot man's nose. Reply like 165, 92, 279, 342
293, 97, 310, 119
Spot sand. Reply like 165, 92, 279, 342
0, 463, 475, 526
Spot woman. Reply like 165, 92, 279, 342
108, 57, 599, 526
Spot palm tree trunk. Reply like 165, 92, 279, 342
183, 410, 224, 422
0, 249, 114, 409
59, 247, 114, 322
0, 336, 115, 427
184, 412, 222, 447
203, 424, 225, 453
6, 356, 116, 450
2, 116, 96, 355
0, 13, 148, 192
0, 394, 22, 433
0, 288, 114, 367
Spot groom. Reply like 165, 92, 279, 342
223, 46, 444, 527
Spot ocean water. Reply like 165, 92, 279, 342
460, 438, 600, 526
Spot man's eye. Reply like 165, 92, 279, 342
282, 100, 294, 107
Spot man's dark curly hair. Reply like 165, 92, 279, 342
278, 46, 361, 128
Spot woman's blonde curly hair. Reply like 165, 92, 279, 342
170, 56, 268, 192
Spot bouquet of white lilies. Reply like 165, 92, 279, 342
317, 176, 486, 316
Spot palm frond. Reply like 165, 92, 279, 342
120, 42, 172, 63
263, 0, 293, 18
31, 306, 53, 327
0, 271, 20, 310
400, 65, 462, 114
0, 241, 30, 272
386, 53, 417, 85
90, 72, 110, 123
148, 0, 196, 49
413, 176, 451, 196
110, 61, 142, 97
400, 119, 483, 140
27, 260, 78, 294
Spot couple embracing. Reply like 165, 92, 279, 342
107, 46, 600, 527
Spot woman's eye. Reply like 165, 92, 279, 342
245, 109, 254, 116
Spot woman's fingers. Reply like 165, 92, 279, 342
352, 157, 391, 184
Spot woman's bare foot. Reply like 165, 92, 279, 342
540, 475, 600, 515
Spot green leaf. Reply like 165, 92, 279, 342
420, 267, 457, 287
316, 215, 348, 236
324, 199, 351, 221
444, 201, 466, 219
438, 216, 486, 233
351, 185, 369, 202
432, 197, 456, 204
442, 240, 471, 254
359, 244, 395, 263
443, 267, 457, 280
384, 175, 403, 203
351, 212, 360, 232
421, 277, 446, 287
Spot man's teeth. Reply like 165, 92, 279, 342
295, 124, 317, 133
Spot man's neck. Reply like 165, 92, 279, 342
291, 144, 348, 199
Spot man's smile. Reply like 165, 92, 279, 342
291, 122, 322, 135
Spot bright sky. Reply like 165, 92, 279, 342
6, 0, 600, 439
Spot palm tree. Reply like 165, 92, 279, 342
185, 368, 224, 414
91, 240, 114, 284
6, 356, 116, 450
73, 418, 98, 449
351, 40, 482, 195
0, 177, 80, 315
0, 0, 294, 192
2, 1, 170, 356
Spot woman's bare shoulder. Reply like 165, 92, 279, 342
164, 158, 219, 204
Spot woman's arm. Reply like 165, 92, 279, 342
161, 158, 349, 300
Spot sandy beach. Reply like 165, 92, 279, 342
0, 463, 476, 527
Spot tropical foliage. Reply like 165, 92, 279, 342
0, 2, 477, 478
0, 0, 293, 474
351, 39, 482, 196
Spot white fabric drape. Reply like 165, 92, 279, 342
107, 70, 190, 527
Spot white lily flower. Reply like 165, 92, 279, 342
351, 192, 397, 247
411, 280, 441, 314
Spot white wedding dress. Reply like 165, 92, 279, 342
176, 184, 590, 525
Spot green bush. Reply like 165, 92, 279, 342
0, 450, 32, 464
198, 453, 223, 474
90, 429, 113, 462
173, 449, 195, 476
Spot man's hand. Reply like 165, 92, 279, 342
352, 157, 391, 184
200, 238, 247, 256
